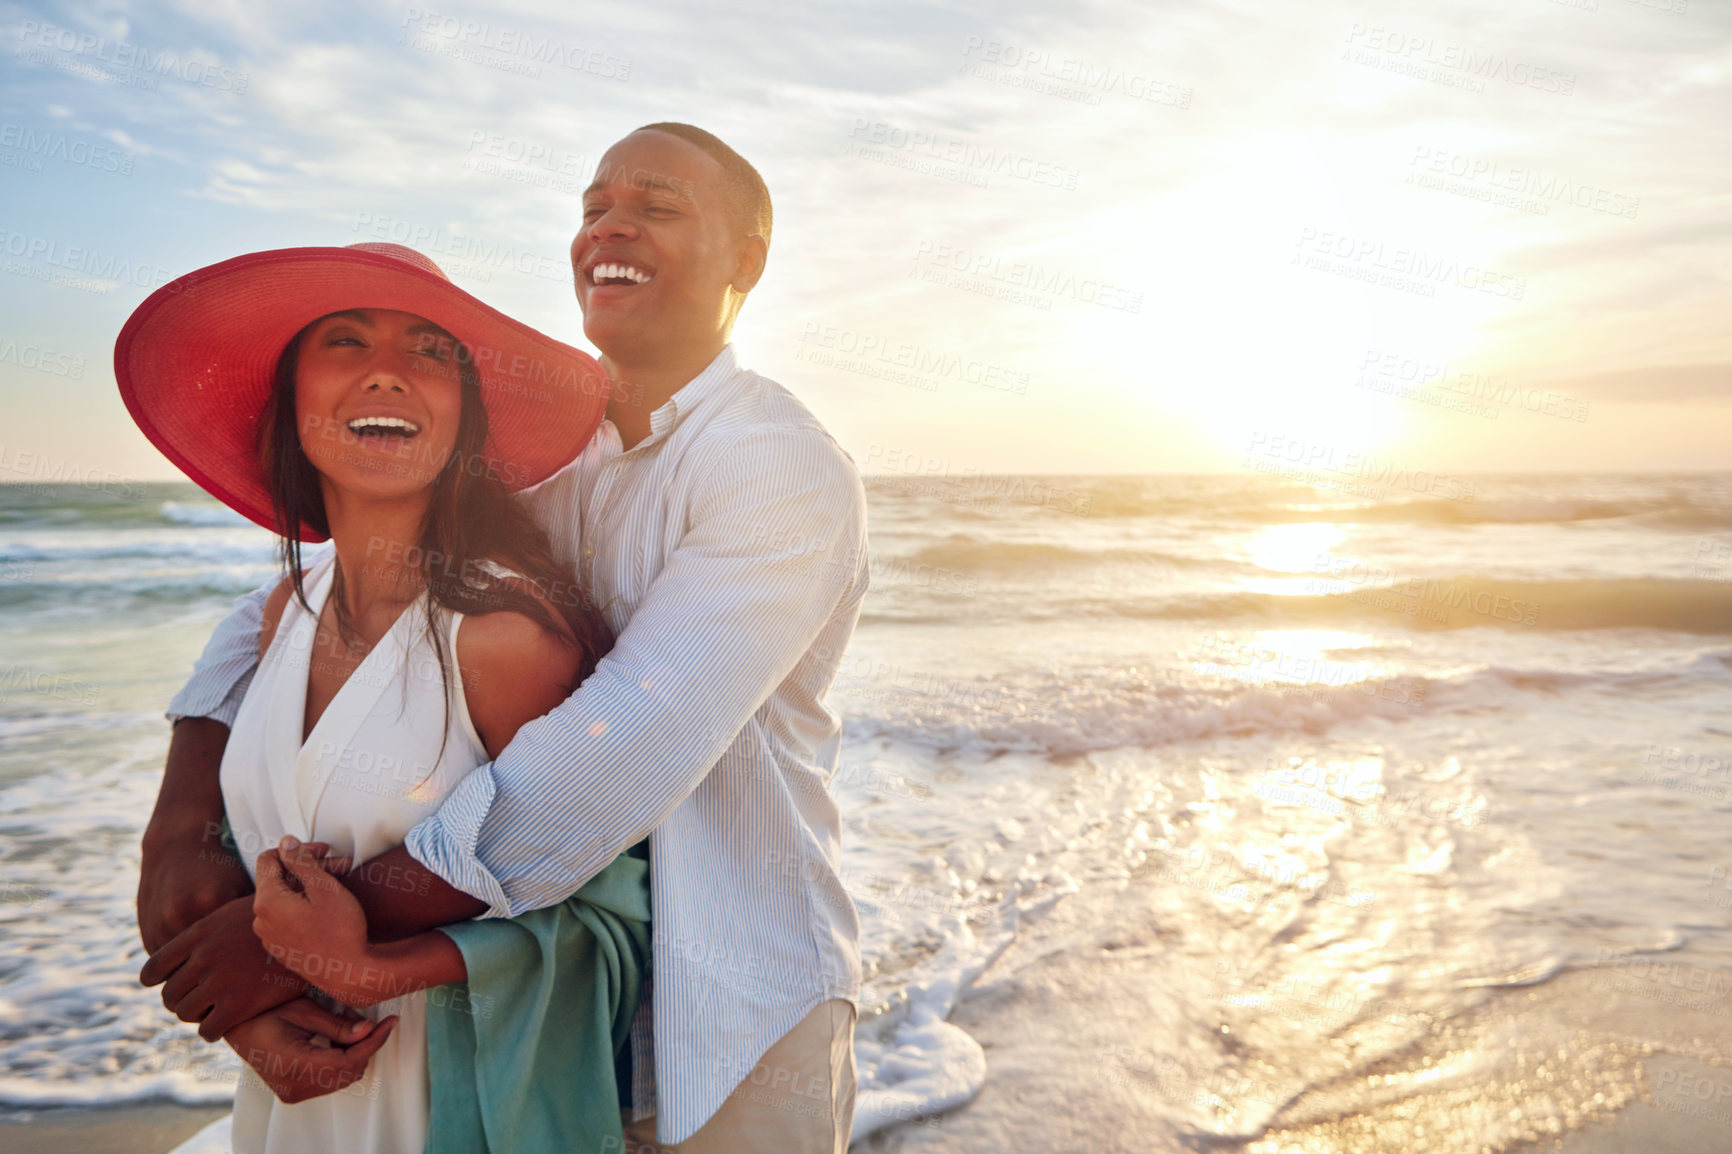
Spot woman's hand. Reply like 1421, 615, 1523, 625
252, 836, 386, 1006
224, 997, 396, 1104
254, 835, 470, 1009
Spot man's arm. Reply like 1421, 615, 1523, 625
407, 426, 868, 917
137, 719, 253, 953
137, 576, 275, 954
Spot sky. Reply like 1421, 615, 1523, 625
0, 0, 1727, 483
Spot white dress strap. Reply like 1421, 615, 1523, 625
445, 608, 489, 760
256, 557, 336, 840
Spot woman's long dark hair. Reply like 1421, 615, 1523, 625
259, 315, 611, 756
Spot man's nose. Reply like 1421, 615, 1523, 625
587, 208, 638, 241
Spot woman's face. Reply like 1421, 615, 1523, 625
293, 308, 466, 502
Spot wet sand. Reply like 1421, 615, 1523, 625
0, 1104, 227, 1154
852, 864, 1732, 1154
6, 1010, 1726, 1154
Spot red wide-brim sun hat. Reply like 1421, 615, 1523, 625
114, 242, 608, 543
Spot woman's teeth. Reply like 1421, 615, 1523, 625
591, 263, 652, 285
346, 416, 420, 438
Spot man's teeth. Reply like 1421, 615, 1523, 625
347, 417, 420, 436
591, 262, 652, 285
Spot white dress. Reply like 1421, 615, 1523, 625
219, 553, 488, 1154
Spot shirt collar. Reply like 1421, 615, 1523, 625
647, 345, 740, 441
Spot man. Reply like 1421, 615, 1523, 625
137, 122, 868, 1152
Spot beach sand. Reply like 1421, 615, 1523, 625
0, 1104, 227, 1154
854, 860, 1732, 1154
7, 914, 1729, 1154
857, 971, 1732, 1153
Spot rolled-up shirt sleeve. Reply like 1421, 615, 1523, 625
165, 579, 275, 728
406, 426, 868, 918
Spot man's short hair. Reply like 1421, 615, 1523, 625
635, 122, 772, 247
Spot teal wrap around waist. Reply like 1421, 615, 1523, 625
422, 848, 651, 1154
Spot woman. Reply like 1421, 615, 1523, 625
115, 243, 646, 1154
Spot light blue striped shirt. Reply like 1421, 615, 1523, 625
167, 345, 869, 1143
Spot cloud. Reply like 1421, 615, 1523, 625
1540, 363, 1732, 403
2, 0, 1728, 473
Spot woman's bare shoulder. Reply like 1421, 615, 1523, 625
258, 572, 300, 659
456, 607, 585, 758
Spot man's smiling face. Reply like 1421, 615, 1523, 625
572, 130, 762, 366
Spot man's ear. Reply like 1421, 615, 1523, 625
731, 234, 768, 295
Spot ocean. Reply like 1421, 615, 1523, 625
1, 474, 1729, 1151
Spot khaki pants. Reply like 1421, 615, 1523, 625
622, 999, 856, 1154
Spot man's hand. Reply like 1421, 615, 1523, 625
225, 998, 397, 1105
138, 718, 250, 954
140, 895, 305, 1041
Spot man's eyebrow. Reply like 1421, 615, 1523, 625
582, 174, 692, 200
